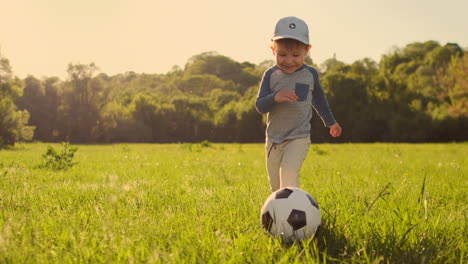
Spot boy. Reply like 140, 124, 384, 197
255, 16, 342, 192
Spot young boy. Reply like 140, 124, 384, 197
255, 16, 342, 192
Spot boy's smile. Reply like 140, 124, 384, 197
272, 42, 311, 74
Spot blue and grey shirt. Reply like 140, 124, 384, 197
255, 64, 336, 144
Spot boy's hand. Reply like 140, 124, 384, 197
329, 123, 342, 137
274, 90, 298, 103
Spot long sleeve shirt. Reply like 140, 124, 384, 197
255, 64, 336, 144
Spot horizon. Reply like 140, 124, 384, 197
1, 0, 467, 79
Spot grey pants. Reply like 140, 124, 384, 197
265, 137, 311, 192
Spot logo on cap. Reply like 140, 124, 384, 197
289, 23, 296, 29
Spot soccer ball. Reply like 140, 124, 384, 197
260, 187, 321, 243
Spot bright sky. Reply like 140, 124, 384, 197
1, 0, 467, 79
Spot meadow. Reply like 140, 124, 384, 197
0, 142, 466, 263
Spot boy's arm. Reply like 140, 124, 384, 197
255, 69, 276, 114
310, 68, 337, 127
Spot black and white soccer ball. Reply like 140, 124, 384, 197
260, 187, 321, 243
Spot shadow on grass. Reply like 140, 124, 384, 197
315, 224, 356, 263
314, 222, 441, 264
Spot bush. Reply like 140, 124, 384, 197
41, 142, 78, 170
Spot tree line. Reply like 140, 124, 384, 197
0, 41, 466, 148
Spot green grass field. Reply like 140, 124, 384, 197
0, 143, 467, 263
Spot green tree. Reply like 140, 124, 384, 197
320, 56, 346, 73
208, 88, 240, 111
184, 52, 259, 93
176, 74, 237, 96
0, 52, 34, 147
436, 53, 468, 118
235, 92, 264, 142
425, 43, 463, 69
60, 63, 113, 142
214, 87, 264, 143
171, 96, 212, 142
321, 71, 369, 141
42, 77, 62, 141
16, 76, 63, 141
130, 94, 160, 141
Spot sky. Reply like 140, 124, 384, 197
1, 0, 467, 79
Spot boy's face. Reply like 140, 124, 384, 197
272, 41, 311, 74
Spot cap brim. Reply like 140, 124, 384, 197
271, 35, 309, 45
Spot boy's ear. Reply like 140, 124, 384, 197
306, 45, 312, 53
270, 45, 276, 55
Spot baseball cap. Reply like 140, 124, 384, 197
272, 16, 309, 45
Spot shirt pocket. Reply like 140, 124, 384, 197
295, 83, 309, 102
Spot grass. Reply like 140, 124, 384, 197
0, 142, 466, 263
